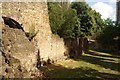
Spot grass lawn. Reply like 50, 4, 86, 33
40, 50, 120, 79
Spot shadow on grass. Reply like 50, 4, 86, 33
74, 52, 120, 72
90, 49, 120, 56
40, 64, 120, 79
88, 51, 120, 59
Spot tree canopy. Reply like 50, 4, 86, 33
96, 18, 120, 52
48, 2, 77, 37
48, 2, 104, 38
71, 2, 104, 37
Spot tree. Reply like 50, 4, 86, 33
96, 18, 120, 52
48, 2, 64, 34
48, 2, 104, 38
103, 18, 116, 27
48, 2, 77, 37
71, 2, 104, 37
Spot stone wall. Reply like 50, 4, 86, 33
2, 26, 43, 78
64, 38, 89, 58
1, 2, 90, 78
2, 2, 67, 66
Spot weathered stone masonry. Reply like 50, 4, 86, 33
64, 37, 88, 58
1, 2, 89, 78
2, 2, 67, 67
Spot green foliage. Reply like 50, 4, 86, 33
29, 24, 35, 35
48, 2, 104, 38
57, 8, 78, 37
96, 26, 117, 46
71, 2, 104, 37
103, 18, 116, 27
72, 18, 81, 37
48, 2, 77, 37
96, 18, 120, 51
48, 2, 63, 34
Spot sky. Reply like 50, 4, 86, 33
71, 0, 117, 21
86, 0, 116, 21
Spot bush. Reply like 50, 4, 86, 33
96, 18, 120, 52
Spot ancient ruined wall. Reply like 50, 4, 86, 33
2, 2, 67, 65
2, 26, 42, 78
2, 2, 51, 34
64, 38, 89, 58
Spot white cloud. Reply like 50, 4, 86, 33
92, 2, 115, 20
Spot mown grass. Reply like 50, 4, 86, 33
40, 50, 120, 79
